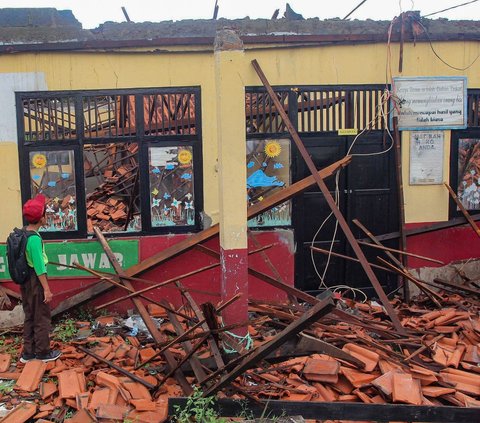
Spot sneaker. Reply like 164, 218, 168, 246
36, 350, 62, 362
19, 353, 36, 364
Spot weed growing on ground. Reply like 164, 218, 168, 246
0, 336, 21, 356
173, 386, 228, 423
63, 410, 74, 420
53, 318, 78, 342
0, 380, 14, 395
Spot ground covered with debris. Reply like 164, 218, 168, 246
0, 281, 478, 423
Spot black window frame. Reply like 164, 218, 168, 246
16, 87, 203, 240
449, 89, 480, 219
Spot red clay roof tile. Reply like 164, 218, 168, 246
0, 354, 11, 372
14, 360, 46, 392
0, 402, 37, 423
392, 373, 422, 405
58, 369, 86, 399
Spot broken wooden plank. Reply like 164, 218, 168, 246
156, 334, 210, 390
136, 294, 243, 370
93, 226, 163, 342
251, 58, 406, 336
203, 294, 334, 396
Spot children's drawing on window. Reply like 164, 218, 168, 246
246, 139, 291, 227
149, 146, 195, 227
29, 150, 78, 231
458, 139, 480, 210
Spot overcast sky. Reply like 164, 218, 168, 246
0, 0, 478, 28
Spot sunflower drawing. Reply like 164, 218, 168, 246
264, 140, 282, 158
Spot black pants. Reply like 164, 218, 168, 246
20, 272, 51, 356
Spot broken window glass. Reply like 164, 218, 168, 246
149, 146, 195, 227
29, 150, 77, 231
84, 142, 141, 233
458, 138, 480, 210
246, 138, 291, 227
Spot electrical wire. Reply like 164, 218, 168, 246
310, 5, 478, 300
311, 89, 395, 302
414, 18, 480, 71
423, 0, 479, 17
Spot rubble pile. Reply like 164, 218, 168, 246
0, 287, 478, 422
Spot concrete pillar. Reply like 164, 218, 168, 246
214, 30, 248, 333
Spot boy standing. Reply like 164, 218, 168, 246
20, 194, 61, 363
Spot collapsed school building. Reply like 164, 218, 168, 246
0, 7, 478, 422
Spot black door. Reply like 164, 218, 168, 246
293, 132, 399, 297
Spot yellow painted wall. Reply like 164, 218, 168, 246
0, 143, 22, 232
0, 40, 479, 238
402, 131, 452, 223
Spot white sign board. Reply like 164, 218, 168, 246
393, 77, 467, 130
409, 131, 444, 185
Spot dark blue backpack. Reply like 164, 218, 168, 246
6, 228, 38, 284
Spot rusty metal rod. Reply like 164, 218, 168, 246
95, 262, 219, 310
73, 263, 192, 320
136, 295, 243, 370
444, 182, 480, 239
376, 257, 443, 307
49, 260, 220, 297
95, 244, 269, 310
251, 59, 406, 336
403, 334, 444, 362
356, 241, 445, 265
310, 246, 394, 273
92, 227, 192, 395
77, 345, 155, 390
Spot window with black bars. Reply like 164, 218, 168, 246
467, 90, 480, 127
17, 88, 202, 239
245, 85, 389, 134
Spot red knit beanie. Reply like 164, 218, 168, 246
23, 194, 46, 223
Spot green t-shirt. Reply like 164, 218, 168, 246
25, 232, 48, 276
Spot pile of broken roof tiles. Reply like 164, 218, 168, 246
0, 291, 479, 423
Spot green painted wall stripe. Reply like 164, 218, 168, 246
0, 239, 139, 279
